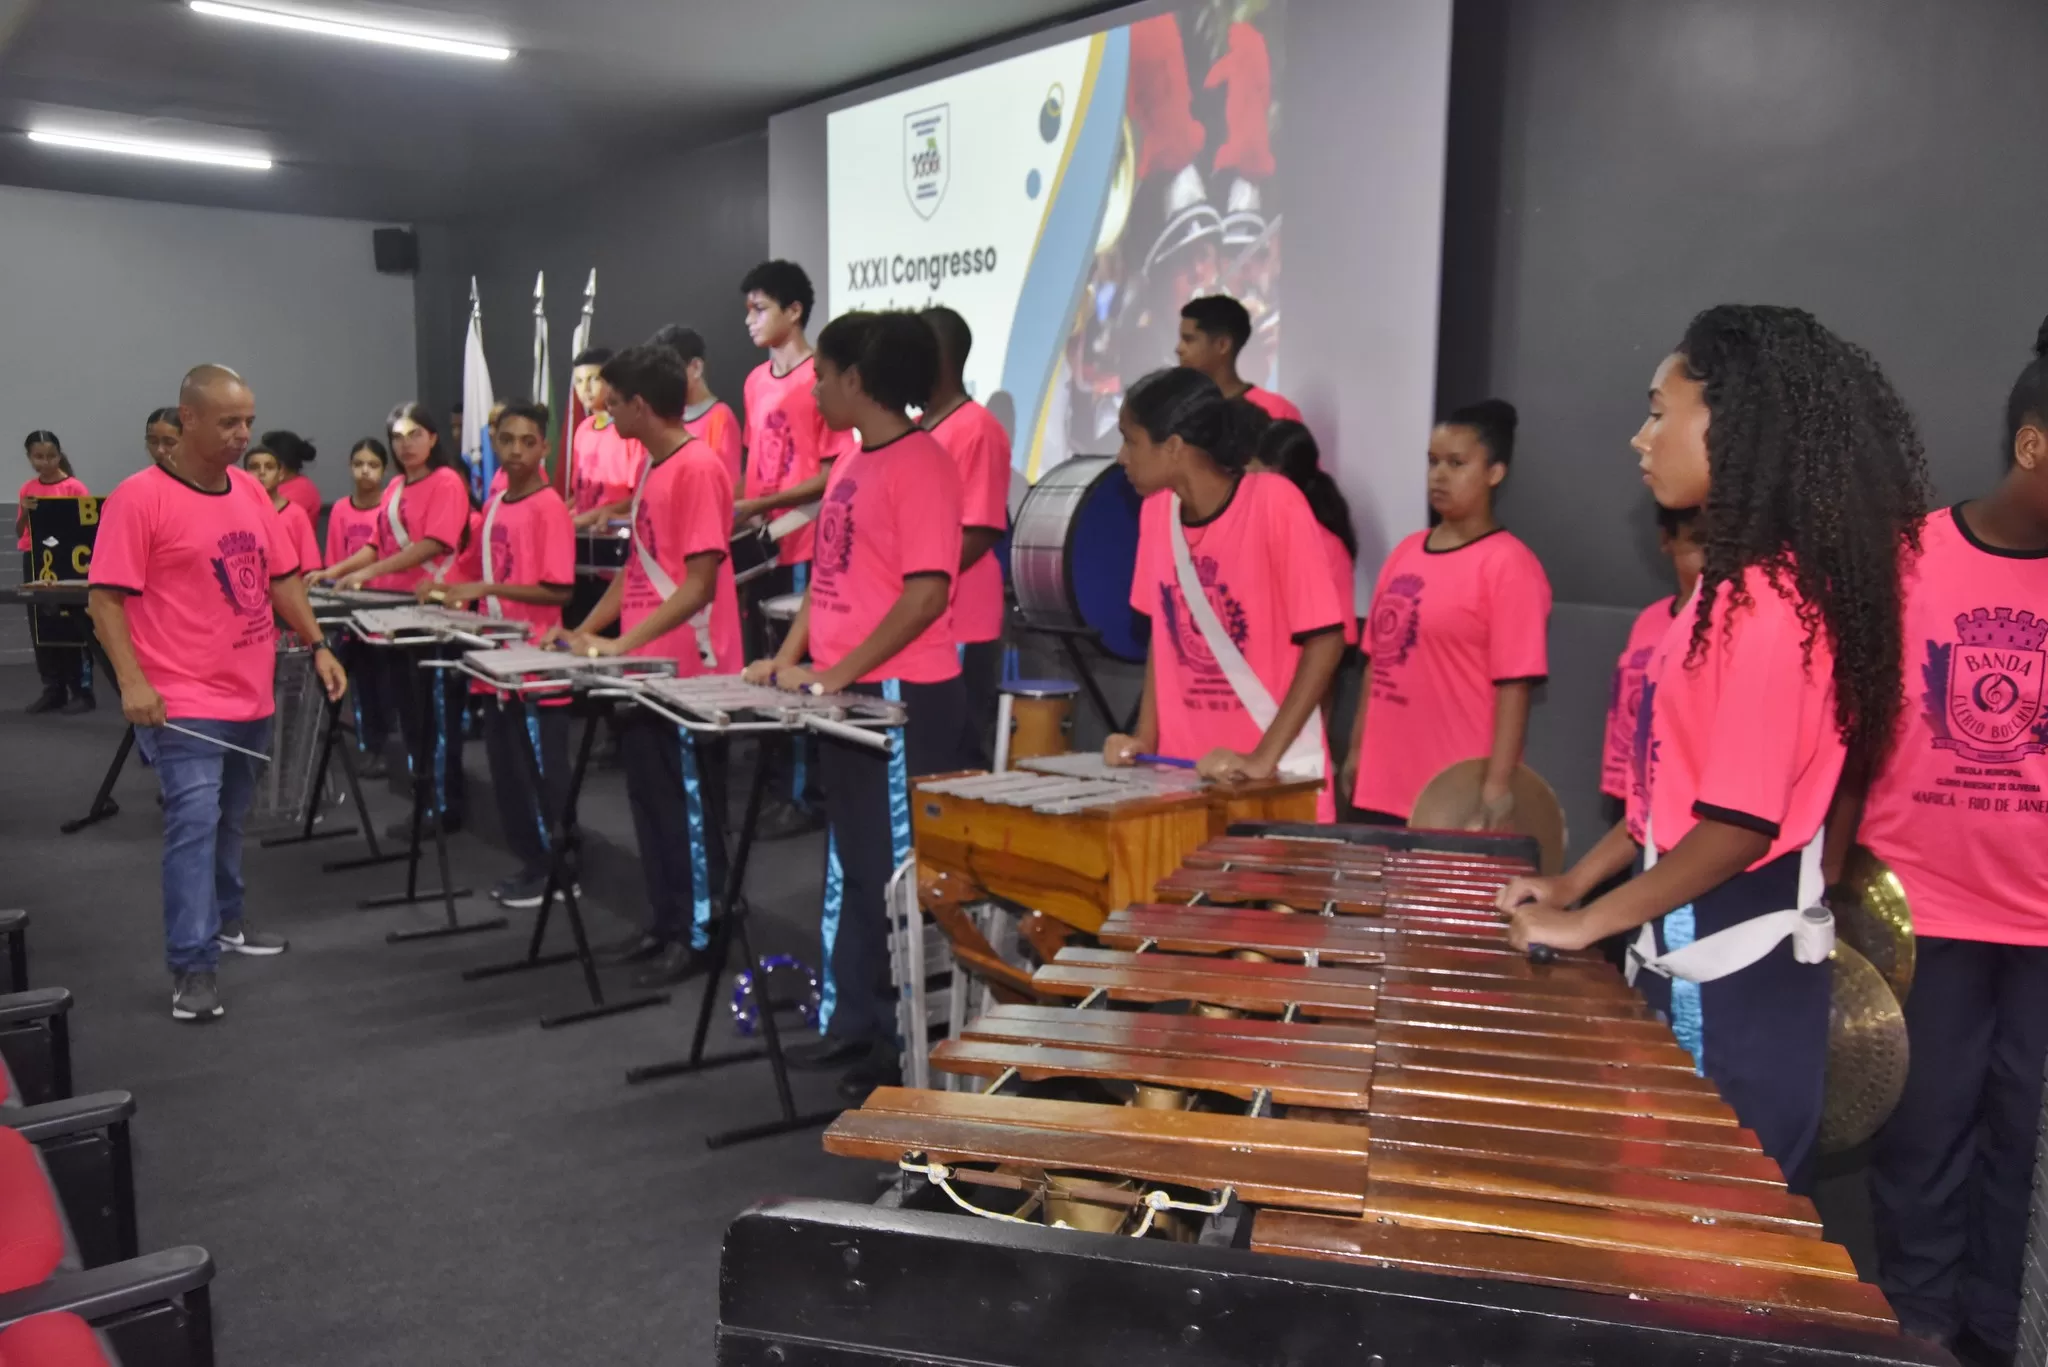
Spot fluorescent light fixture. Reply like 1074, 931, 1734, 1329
189, 1, 513, 61
26, 128, 273, 171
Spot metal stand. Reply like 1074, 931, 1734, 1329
260, 692, 368, 849
360, 645, 504, 942
624, 747, 840, 1149
60, 724, 133, 835
461, 702, 669, 1027
1031, 626, 1142, 735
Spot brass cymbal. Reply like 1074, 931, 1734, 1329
1832, 845, 1914, 1005
1818, 942, 1910, 1155
1407, 760, 1567, 875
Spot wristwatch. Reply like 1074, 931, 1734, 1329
309, 638, 336, 656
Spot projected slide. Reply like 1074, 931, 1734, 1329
828, 2, 1285, 480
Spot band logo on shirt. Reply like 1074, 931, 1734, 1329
210, 529, 270, 619
757, 412, 797, 487
1158, 555, 1250, 710
1925, 608, 2048, 763
341, 525, 373, 559
633, 498, 660, 565
815, 479, 858, 583
488, 523, 514, 584
1368, 574, 1423, 667
1630, 679, 1660, 835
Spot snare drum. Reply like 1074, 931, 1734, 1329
996, 679, 1079, 770
1009, 457, 1145, 662
760, 592, 805, 653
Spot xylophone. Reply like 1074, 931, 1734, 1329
914, 755, 1323, 933
818, 826, 1913, 1355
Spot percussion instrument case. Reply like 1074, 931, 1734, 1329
717, 1199, 1947, 1367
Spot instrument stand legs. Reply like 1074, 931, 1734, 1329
462, 706, 669, 1028
317, 721, 403, 870
262, 693, 363, 849
362, 648, 502, 941
60, 724, 135, 835
625, 748, 839, 1149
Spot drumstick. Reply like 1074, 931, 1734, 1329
160, 723, 272, 762
1134, 753, 1197, 769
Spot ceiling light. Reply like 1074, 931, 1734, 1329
26, 128, 273, 171
189, 1, 513, 61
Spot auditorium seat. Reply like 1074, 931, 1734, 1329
0, 1311, 115, 1367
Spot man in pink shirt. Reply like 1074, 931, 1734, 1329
87, 365, 345, 1023
919, 306, 1011, 766
649, 324, 745, 489
1176, 293, 1302, 421
558, 345, 743, 988
567, 347, 647, 531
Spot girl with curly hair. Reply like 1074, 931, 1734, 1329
1496, 304, 1930, 1191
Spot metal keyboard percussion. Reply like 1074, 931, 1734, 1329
807, 825, 1921, 1360
453, 645, 673, 694
346, 604, 530, 647
612, 675, 902, 752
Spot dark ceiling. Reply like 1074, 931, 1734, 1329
0, 0, 1106, 222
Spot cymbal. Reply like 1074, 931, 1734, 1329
1407, 760, 1567, 875
1818, 942, 1910, 1155
1832, 846, 1914, 1005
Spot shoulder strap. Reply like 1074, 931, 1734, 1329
628, 458, 717, 669
1165, 493, 1323, 778
479, 495, 504, 619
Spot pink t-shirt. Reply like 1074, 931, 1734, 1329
809, 430, 962, 684
621, 441, 743, 677
277, 473, 321, 522
1243, 386, 1303, 422
684, 400, 744, 491
488, 467, 508, 500
1354, 528, 1551, 818
326, 496, 382, 567
1858, 507, 2048, 943
570, 416, 647, 517
372, 466, 469, 591
1318, 526, 1358, 646
1129, 474, 1345, 764
1627, 565, 1843, 868
275, 500, 322, 573
743, 356, 856, 565
928, 400, 1011, 645
16, 475, 90, 551
472, 485, 575, 636
1602, 597, 1676, 800
89, 465, 296, 722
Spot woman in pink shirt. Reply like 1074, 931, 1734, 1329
262, 429, 322, 523
321, 438, 394, 776
1838, 320, 2048, 1360
1249, 418, 1358, 820
314, 403, 477, 834
1600, 506, 1704, 809
17, 430, 94, 713
1102, 369, 1345, 786
1496, 305, 1930, 1192
1343, 400, 1552, 826
242, 443, 322, 573
746, 311, 965, 1098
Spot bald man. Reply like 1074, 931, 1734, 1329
88, 365, 346, 1022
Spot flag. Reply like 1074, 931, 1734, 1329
531, 269, 551, 430
460, 277, 497, 501
556, 268, 596, 501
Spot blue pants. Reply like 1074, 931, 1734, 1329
1871, 937, 2048, 1352
137, 718, 269, 974
620, 712, 728, 950
1633, 847, 1830, 1192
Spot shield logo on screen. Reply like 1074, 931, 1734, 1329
904, 104, 950, 220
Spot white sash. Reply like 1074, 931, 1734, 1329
478, 495, 505, 620
628, 455, 717, 669
1625, 808, 1831, 986
1165, 493, 1324, 779
385, 478, 450, 582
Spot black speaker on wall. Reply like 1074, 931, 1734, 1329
373, 227, 418, 275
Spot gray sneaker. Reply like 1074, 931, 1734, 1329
217, 922, 288, 956
171, 970, 223, 1021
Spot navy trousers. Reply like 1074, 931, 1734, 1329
1871, 936, 2048, 1353
1633, 848, 1830, 1193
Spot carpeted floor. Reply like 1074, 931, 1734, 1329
0, 663, 876, 1365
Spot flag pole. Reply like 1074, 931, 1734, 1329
557, 268, 597, 500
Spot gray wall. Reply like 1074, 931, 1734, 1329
0, 184, 416, 500
413, 132, 769, 422
1441, 0, 2048, 610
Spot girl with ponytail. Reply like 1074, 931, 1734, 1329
1851, 316, 2048, 1355
1103, 367, 1346, 786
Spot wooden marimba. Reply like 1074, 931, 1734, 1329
913, 756, 1323, 933
825, 827, 1903, 1339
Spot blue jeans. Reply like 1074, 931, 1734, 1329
136, 718, 269, 974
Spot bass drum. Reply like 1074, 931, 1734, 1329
1009, 456, 1146, 662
